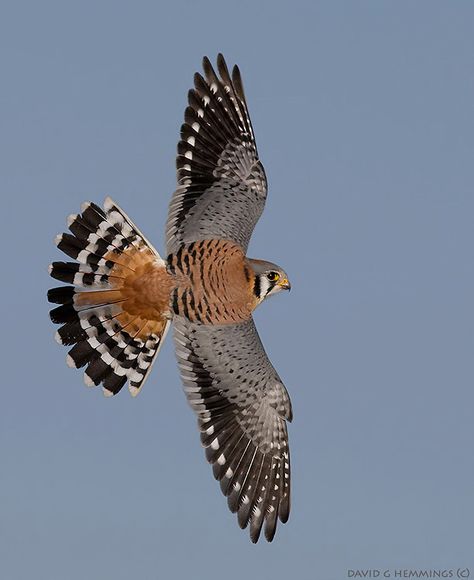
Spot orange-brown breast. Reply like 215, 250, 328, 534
168, 239, 257, 324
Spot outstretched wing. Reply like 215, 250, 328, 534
173, 316, 292, 543
166, 54, 268, 255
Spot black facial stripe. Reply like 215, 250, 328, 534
253, 275, 261, 299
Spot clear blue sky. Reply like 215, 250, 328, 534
1, 1, 473, 579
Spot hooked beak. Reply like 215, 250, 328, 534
279, 278, 291, 291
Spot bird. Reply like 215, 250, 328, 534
48, 54, 293, 543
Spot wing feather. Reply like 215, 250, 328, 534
173, 316, 292, 543
166, 54, 267, 254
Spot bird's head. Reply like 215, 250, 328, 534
247, 259, 291, 304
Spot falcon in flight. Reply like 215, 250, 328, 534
48, 54, 293, 542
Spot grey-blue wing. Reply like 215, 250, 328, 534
173, 315, 292, 543
166, 55, 267, 255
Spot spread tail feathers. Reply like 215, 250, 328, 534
48, 197, 172, 397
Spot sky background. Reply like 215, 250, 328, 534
1, 1, 473, 579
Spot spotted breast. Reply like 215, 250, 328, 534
167, 239, 257, 325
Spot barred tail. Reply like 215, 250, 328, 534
48, 197, 172, 397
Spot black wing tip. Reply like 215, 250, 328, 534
198, 55, 246, 100
214, 453, 288, 542
251, 513, 281, 543
279, 502, 290, 524
202, 55, 212, 71
193, 71, 205, 88
250, 533, 260, 544
264, 525, 277, 543
202, 53, 224, 66
231, 64, 245, 101
237, 513, 248, 530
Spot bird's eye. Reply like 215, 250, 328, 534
267, 271, 280, 282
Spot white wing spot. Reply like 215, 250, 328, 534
217, 453, 226, 465
210, 438, 219, 450
187, 136, 195, 146
66, 354, 76, 368
83, 373, 95, 387
225, 467, 233, 478
66, 213, 77, 227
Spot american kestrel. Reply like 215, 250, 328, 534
48, 55, 293, 543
